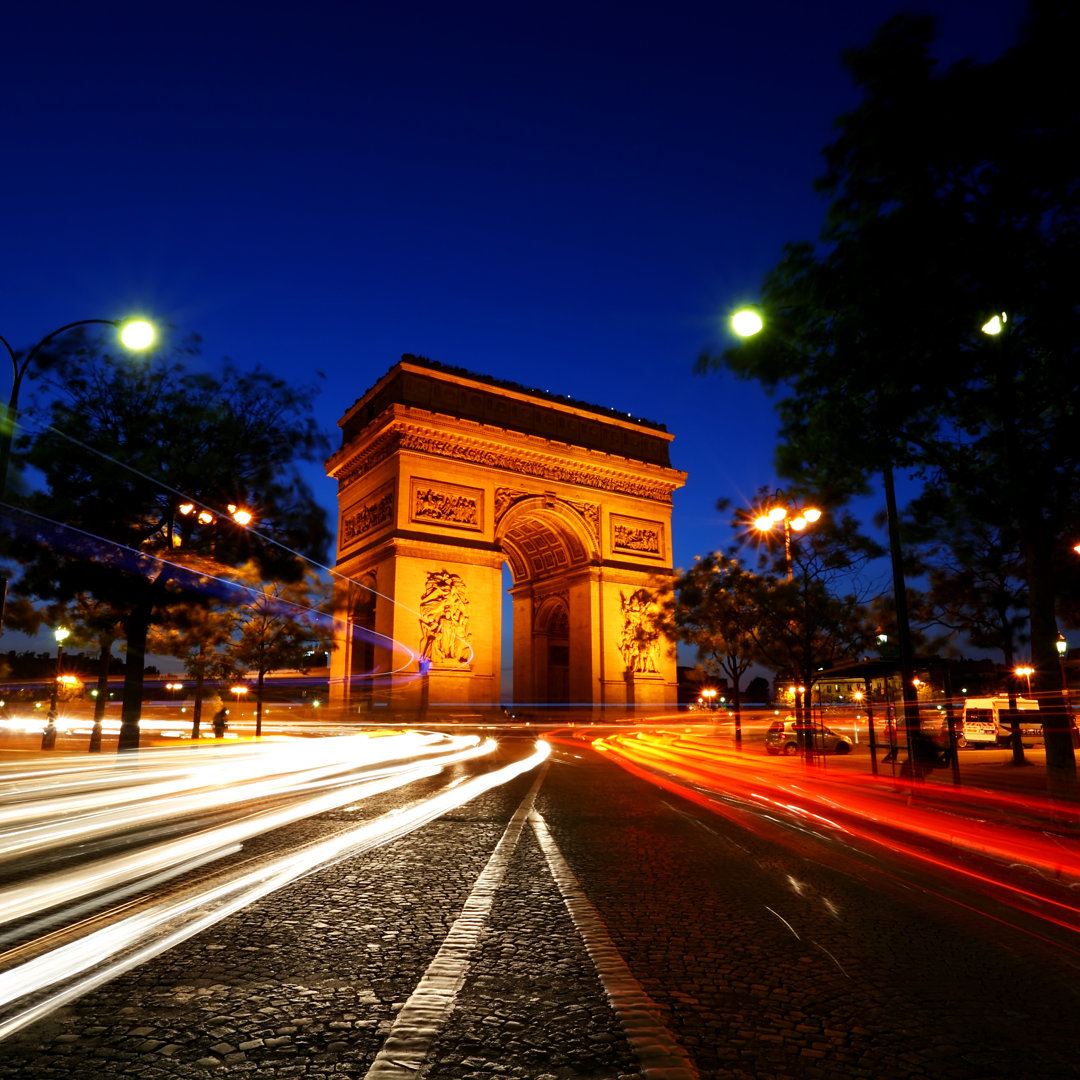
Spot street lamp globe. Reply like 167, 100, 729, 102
119, 320, 155, 350
731, 309, 763, 337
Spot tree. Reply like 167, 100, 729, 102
743, 511, 880, 749
230, 572, 332, 738
656, 553, 761, 747
700, 5, 1080, 798
10, 330, 330, 751
904, 488, 1029, 668
147, 601, 244, 740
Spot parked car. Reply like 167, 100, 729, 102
765, 718, 853, 756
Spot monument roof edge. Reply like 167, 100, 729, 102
337, 355, 674, 439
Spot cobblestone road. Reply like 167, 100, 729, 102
2, 738, 1078, 1079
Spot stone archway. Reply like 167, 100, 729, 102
326, 356, 686, 718
496, 496, 596, 707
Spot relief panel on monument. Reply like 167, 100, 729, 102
341, 482, 396, 547
618, 588, 662, 675
567, 500, 601, 547
409, 478, 484, 532
418, 569, 472, 666
610, 514, 665, 559
494, 486, 532, 524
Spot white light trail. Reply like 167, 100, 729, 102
0, 737, 550, 1041
0, 732, 467, 860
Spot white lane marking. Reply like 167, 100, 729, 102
363, 765, 549, 1079
529, 809, 699, 1080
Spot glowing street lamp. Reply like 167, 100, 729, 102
0, 318, 155, 504
1015, 665, 1034, 698
120, 320, 155, 350
174, 501, 255, 545
731, 309, 763, 337
751, 490, 822, 580
41, 626, 71, 750
1057, 634, 1070, 711
1, 318, 155, 631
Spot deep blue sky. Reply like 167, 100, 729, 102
2, 1, 1028, 665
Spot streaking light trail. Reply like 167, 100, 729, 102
584, 729, 1080, 946
0, 734, 550, 1040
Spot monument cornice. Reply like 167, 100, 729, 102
329, 410, 685, 504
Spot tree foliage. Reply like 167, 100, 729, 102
904, 488, 1028, 667
8, 330, 331, 749
699, 3, 1080, 795
655, 553, 760, 727
230, 571, 332, 737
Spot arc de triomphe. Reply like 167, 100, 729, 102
326, 356, 686, 718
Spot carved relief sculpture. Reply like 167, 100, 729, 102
418, 569, 472, 664
567, 500, 601, 546
618, 588, 661, 674
611, 514, 663, 556
494, 487, 531, 523
342, 489, 395, 543
413, 485, 480, 528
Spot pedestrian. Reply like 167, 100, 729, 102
41, 709, 58, 750
213, 707, 228, 739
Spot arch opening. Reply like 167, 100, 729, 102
496, 500, 594, 710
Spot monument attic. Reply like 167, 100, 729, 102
326, 356, 686, 718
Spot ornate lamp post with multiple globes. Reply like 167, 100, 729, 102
752, 495, 822, 581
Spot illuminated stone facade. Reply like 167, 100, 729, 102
326, 357, 686, 717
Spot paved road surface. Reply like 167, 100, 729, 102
1, 733, 1078, 1079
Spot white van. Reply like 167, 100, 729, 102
959, 697, 1041, 747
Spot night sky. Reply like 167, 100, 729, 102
3, 1, 1029, 669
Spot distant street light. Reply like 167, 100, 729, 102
1056, 635, 1070, 713
1015, 665, 1034, 699
173, 500, 255, 548
42, 626, 70, 750
751, 489, 822, 580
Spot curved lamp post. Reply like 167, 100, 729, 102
0, 318, 155, 501
0, 318, 155, 631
